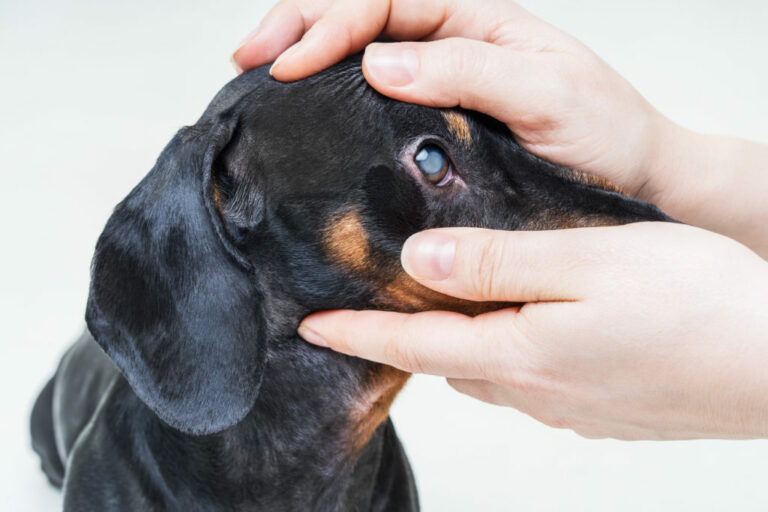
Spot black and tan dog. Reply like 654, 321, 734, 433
30, 55, 671, 511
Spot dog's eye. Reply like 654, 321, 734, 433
414, 145, 451, 185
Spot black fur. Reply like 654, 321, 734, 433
31, 54, 671, 511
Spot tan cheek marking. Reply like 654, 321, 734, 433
532, 169, 626, 228
568, 169, 624, 194
376, 272, 509, 316
322, 211, 407, 455
345, 365, 411, 454
322, 210, 370, 273
442, 111, 472, 147
530, 209, 625, 230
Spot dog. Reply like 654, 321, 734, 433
30, 54, 672, 511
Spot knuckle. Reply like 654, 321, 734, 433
574, 429, 607, 440
489, 328, 564, 399
500, 369, 547, 397
323, 330, 350, 354
515, 404, 576, 431
540, 416, 572, 430
384, 319, 427, 374
471, 318, 508, 380
526, 403, 578, 431
441, 38, 480, 80
339, 24, 355, 53
467, 236, 510, 299
391, 341, 426, 374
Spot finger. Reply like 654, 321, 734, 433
446, 378, 576, 432
267, 0, 390, 81
266, 0, 539, 81
362, 37, 564, 123
232, 0, 333, 73
372, 0, 538, 43
446, 378, 508, 406
446, 378, 541, 410
397, 226, 636, 303
297, 308, 526, 379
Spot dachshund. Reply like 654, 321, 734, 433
30, 54, 672, 511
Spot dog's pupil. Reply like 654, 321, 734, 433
415, 145, 445, 175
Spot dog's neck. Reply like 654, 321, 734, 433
154, 333, 411, 510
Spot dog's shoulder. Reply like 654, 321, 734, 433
62, 374, 175, 511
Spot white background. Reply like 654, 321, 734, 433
2, 0, 768, 510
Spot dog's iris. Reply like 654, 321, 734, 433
414, 145, 450, 185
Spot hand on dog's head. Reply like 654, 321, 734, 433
85, 55, 670, 436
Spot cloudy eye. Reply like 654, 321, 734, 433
414, 144, 451, 185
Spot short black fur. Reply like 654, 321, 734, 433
31, 54, 672, 511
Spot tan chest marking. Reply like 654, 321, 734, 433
345, 365, 410, 454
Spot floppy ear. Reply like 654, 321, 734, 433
85, 118, 266, 435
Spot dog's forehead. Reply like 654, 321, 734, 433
218, 59, 477, 152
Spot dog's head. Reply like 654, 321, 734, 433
85, 55, 670, 437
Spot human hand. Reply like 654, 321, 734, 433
298, 223, 768, 440
232, 0, 677, 203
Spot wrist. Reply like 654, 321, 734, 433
634, 114, 698, 207
638, 119, 727, 224
644, 126, 768, 256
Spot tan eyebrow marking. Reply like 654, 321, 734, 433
442, 111, 472, 146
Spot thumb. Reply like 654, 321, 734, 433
399, 227, 616, 303
361, 39, 553, 123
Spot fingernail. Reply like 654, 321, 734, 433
269, 40, 304, 76
298, 324, 328, 347
364, 43, 419, 87
230, 55, 243, 75
231, 27, 262, 74
401, 232, 456, 280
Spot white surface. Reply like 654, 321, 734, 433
2, 0, 767, 510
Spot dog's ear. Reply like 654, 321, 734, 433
85, 117, 266, 435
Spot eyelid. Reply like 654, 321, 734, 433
434, 170, 452, 187
399, 136, 466, 190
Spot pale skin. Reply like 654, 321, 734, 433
232, 0, 768, 440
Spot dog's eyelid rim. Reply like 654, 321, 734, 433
399, 135, 464, 190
